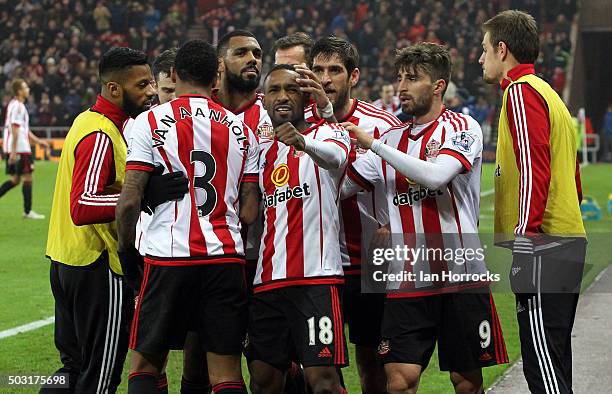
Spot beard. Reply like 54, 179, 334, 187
123, 93, 149, 118
226, 69, 260, 93
332, 86, 350, 113
401, 90, 433, 117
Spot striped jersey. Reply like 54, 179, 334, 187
215, 93, 273, 260
306, 99, 402, 274
372, 96, 402, 115
253, 120, 351, 292
348, 108, 488, 296
125, 94, 259, 265
3, 98, 30, 153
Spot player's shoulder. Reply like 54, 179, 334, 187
439, 108, 481, 134
355, 100, 402, 127
379, 122, 411, 141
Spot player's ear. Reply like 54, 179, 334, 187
106, 81, 121, 99
349, 67, 360, 88
433, 79, 446, 97
217, 57, 225, 74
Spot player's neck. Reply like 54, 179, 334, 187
334, 97, 354, 121
414, 102, 444, 125
175, 81, 212, 98
499, 57, 520, 84
217, 80, 256, 112
16, 95, 25, 103
292, 118, 309, 133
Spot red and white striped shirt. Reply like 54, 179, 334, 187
371, 96, 402, 116
253, 121, 351, 292
215, 93, 272, 261
348, 108, 488, 296
306, 99, 402, 275
3, 98, 30, 154
125, 94, 259, 265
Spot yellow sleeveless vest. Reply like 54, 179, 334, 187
46, 110, 126, 274
495, 74, 585, 243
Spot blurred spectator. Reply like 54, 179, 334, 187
603, 104, 612, 162
0, 0, 577, 127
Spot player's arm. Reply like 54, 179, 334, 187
343, 122, 464, 190
294, 64, 337, 123
341, 150, 381, 199
239, 126, 261, 224
116, 170, 150, 252
70, 132, 120, 225
116, 169, 149, 290
8, 123, 19, 163
275, 122, 347, 169
505, 83, 551, 253
28, 130, 49, 148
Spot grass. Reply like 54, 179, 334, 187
0, 161, 610, 393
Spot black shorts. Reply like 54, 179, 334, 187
343, 274, 385, 347
379, 289, 508, 372
129, 263, 247, 356
5, 153, 33, 175
245, 285, 348, 370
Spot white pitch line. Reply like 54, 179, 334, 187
481, 188, 495, 197
0, 316, 54, 339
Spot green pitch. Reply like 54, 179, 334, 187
0, 161, 610, 393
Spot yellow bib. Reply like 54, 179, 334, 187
46, 110, 126, 274
495, 74, 585, 243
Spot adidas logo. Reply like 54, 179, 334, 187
479, 351, 493, 361
512, 266, 521, 276
318, 347, 332, 358
516, 300, 525, 313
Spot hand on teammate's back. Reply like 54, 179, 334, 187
275, 122, 306, 150
142, 164, 189, 214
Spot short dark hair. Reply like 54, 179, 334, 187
394, 43, 452, 96
483, 10, 539, 64
175, 40, 218, 88
310, 36, 359, 73
263, 63, 297, 85
99, 47, 148, 81
12, 78, 26, 95
217, 29, 257, 57
272, 32, 314, 60
152, 48, 177, 79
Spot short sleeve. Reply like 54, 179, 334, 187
242, 125, 259, 183
125, 112, 155, 172
8, 103, 25, 127
348, 150, 382, 191
438, 119, 483, 172
316, 123, 351, 157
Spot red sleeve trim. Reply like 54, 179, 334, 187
347, 164, 374, 191
126, 161, 155, 172
438, 148, 471, 173
323, 138, 350, 157
241, 173, 259, 183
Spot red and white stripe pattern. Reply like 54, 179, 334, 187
125, 95, 259, 265
348, 108, 486, 295
372, 96, 402, 115
227, 93, 272, 261
307, 99, 401, 275
78, 132, 120, 206
253, 121, 350, 292
3, 98, 31, 153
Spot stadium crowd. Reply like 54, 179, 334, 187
0, 0, 576, 127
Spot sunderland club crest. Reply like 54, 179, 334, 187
425, 139, 441, 158
257, 123, 274, 140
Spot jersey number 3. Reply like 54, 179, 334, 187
190, 150, 217, 217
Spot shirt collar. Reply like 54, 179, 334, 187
501, 64, 535, 90
90, 95, 129, 130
